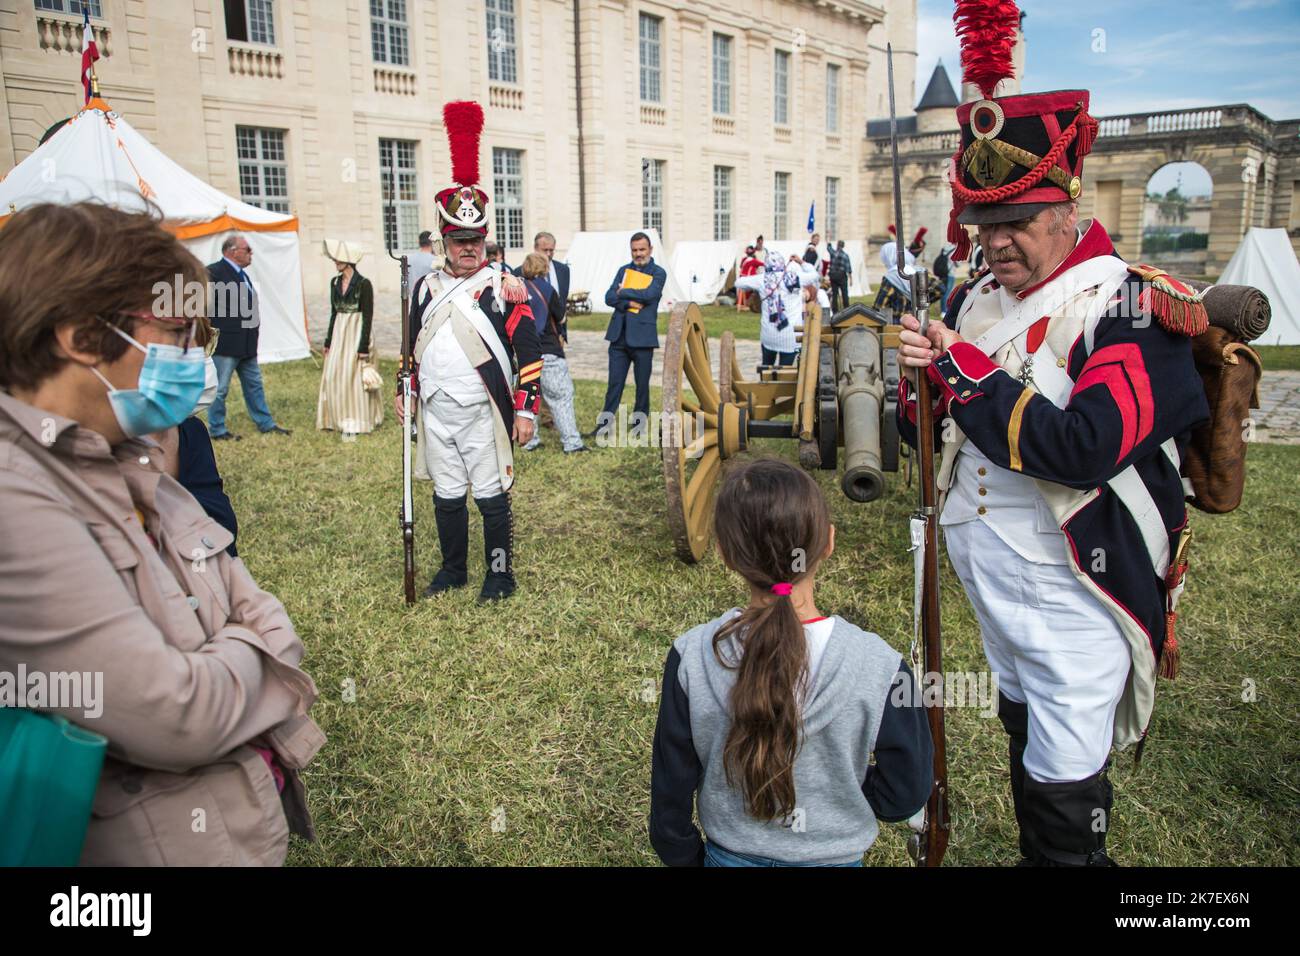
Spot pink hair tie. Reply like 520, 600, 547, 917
770, 583, 794, 596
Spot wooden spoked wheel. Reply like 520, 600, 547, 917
662, 303, 746, 563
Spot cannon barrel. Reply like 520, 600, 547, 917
837, 325, 886, 502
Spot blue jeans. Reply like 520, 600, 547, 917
703, 841, 863, 868
761, 346, 797, 367
209, 354, 277, 435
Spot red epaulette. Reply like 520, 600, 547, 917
1127, 263, 1208, 337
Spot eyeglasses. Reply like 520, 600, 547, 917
121, 312, 198, 349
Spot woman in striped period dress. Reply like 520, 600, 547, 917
317, 240, 383, 437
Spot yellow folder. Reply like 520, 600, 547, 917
620, 268, 653, 313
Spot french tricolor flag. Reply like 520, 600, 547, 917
80, 9, 100, 103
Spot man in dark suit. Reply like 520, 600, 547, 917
588, 232, 666, 438
531, 231, 570, 312
206, 235, 290, 440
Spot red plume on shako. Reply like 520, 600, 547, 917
945, 0, 1099, 261
435, 101, 491, 238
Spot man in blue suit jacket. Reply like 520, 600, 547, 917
206, 235, 290, 440
589, 232, 665, 436
522, 231, 570, 315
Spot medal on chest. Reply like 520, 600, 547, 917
1016, 355, 1036, 388
1015, 317, 1051, 390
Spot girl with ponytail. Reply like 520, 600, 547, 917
650, 459, 933, 867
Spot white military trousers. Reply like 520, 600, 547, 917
944, 518, 1130, 784
423, 390, 504, 499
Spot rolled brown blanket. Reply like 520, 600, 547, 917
1182, 280, 1272, 342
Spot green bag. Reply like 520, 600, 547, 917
0, 708, 107, 866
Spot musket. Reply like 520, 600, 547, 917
888, 43, 950, 867
386, 165, 416, 606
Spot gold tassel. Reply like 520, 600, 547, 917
1159, 614, 1180, 679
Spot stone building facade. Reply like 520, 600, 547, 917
2, 0, 920, 298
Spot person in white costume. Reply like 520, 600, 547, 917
734, 252, 819, 366
394, 102, 543, 603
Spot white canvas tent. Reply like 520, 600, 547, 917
563, 228, 686, 313
761, 239, 870, 296
0, 98, 310, 363
1218, 228, 1300, 345
669, 240, 745, 304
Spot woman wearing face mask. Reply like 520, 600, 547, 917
0, 202, 324, 866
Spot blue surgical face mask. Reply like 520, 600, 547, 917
90, 324, 207, 437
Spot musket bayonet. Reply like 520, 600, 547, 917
386, 165, 417, 606
889, 42, 951, 867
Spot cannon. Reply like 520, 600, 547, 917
661, 301, 904, 563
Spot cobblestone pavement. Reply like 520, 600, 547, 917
1254, 370, 1300, 445
307, 298, 1300, 445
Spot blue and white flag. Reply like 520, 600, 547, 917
806, 202, 815, 234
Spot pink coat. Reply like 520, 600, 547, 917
0, 390, 325, 865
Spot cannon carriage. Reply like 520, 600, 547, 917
661, 300, 907, 563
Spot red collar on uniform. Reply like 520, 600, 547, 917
1014, 218, 1117, 300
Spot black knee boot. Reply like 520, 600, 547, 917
997, 694, 1040, 865
425, 494, 469, 596
475, 492, 515, 601
1022, 764, 1117, 867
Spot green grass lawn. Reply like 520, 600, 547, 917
1256, 346, 1300, 371
213, 358, 1298, 866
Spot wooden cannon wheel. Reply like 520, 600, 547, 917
662, 303, 747, 563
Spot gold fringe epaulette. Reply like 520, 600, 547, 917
1128, 263, 1208, 337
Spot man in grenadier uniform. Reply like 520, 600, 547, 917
395, 102, 544, 602
897, 0, 1210, 865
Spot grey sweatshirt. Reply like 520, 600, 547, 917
650, 610, 928, 866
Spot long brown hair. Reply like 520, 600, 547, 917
712, 459, 832, 821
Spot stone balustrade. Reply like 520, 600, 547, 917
375, 67, 418, 96
228, 42, 283, 79
37, 13, 111, 57
489, 85, 523, 111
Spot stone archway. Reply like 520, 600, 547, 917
1141, 160, 1214, 277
